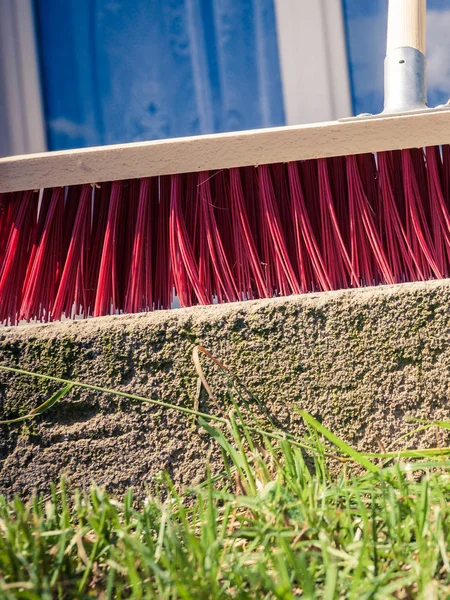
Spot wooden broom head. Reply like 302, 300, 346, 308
1, 110, 450, 194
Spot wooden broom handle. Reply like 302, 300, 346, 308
387, 0, 426, 55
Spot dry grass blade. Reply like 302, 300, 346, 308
192, 345, 218, 406
195, 345, 279, 428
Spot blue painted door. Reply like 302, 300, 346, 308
34, 0, 285, 151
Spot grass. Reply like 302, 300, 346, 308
1, 351, 450, 598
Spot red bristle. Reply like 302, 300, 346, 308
154, 176, 173, 310
426, 146, 450, 277
52, 184, 92, 320
178, 172, 207, 305
287, 162, 331, 292
88, 182, 111, 312
377, 152, 421, 282
94, 181, 122, 316
412, 148, 432, 227
73, 194, 92, 318
317, 158, 357, 289
329, 156, 352, 252
112, 180, 129, 312
402, 149, 442, 280
356, 153, 383, 277
197, 171, 239, 303
0, 193, 15, 269
116, 180, 139, 310
272, 163, 298, 285
70, 186, 92, 318
346, 155, 394, 285
184, 173, 200, 306
229, 168, 266, 298
195, 174, 213, 304
125, 178, 155, 313
169, 174, 208, 307
258, 165, 301, 296
184, 173, 197, 244
213, 171, 237, 294
20, 187, 64, 322
442, 145, 450, 205
242, 166, 262, 257
357, 153, 381, 217
169, 175, 189, 306
0, 191, 37, 324
300, 160, 322, 242
390, 150, 408, 225
242, 166, 266, 295
63, 185, 82, 257
229, 171, 250, 298
22, 189, 52, 296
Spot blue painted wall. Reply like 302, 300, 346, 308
34, 0, 285, 151
343, 0, 450, 116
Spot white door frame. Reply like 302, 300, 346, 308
274, 0, 353, 124
0, 0, 46, 157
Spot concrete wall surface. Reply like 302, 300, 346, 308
1, 280, 450, 499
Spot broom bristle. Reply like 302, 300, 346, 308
1, 146, 449, 325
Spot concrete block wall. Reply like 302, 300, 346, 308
1, 280, 449, 498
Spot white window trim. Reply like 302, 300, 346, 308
274, 0, 353, 124
0, 0, 46, 157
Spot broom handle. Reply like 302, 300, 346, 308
387, 0, 426, 55
384, 0, 427, 113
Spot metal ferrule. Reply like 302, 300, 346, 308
383, 46, 427, 114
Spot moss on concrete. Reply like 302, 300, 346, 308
1, 280, 450, 499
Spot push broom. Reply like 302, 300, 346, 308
0, 0, 449, 325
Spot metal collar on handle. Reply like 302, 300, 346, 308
384, 47, 427, 114
341, 3, 450, 121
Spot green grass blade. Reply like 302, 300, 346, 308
0, 384, 73, 425
0, 365, 227, 425
408, 418, 450, 430
296, 409, 379, 473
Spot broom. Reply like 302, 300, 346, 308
1, 0, 449, 325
